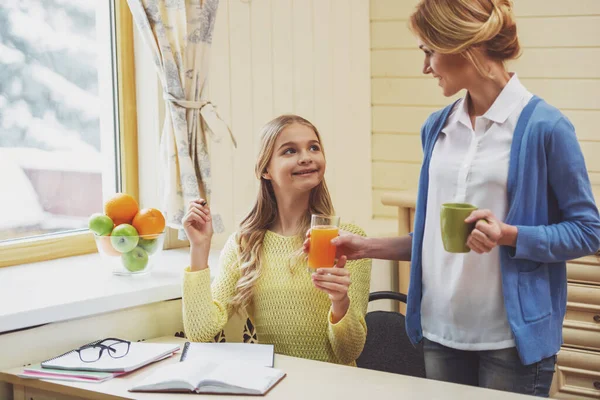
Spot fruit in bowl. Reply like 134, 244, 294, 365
94, 232, 166, 275
88, 213, 114, 236
132, 208, 166, 238
138, 237, 161, 255
122, 246, 149, 272
110, 224, 139, 253
104, 193, 140, 226
96, 236, 122, 257
90, 193, 167, 275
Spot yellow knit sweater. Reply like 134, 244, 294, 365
182, 223, 372, 366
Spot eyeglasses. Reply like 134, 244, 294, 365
75, 338, 131, 363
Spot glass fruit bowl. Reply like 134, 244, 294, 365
93, 232, 166, 276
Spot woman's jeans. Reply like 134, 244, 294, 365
423, 338, 556, 397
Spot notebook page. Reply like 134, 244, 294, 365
130, 359, 218, 392
199, 361, 285, 394
182, 343, 274, 367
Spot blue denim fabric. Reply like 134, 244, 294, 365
423, 338, 556, 397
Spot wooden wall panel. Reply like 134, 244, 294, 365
372, 49, 600, 79
371, 18, 600, 49
370, 0, 600, 20
370, 2, 600, 221
208, 0, 372, 245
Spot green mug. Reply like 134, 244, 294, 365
440, 203, 478, 253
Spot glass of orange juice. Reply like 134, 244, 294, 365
308, 214, 340, 270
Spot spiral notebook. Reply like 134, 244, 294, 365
41, 340, 180, 373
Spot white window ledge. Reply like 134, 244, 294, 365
0, 248, 221, 334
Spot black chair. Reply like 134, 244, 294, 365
356, 291, 426, 378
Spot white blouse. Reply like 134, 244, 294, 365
420, 74, 533, 350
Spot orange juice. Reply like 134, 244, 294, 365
308, 225, 339, 269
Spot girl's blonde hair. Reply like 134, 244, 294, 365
409, 0, 521, 77
230, 115, 334, 312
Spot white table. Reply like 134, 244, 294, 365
0, 336, 545, 400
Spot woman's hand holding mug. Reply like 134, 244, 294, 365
465, 209, 505, 254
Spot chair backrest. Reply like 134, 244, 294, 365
356, 295, 426, 378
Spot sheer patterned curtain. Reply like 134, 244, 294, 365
126, 0, 235, 236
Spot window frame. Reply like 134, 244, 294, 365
0, 1, 139, 268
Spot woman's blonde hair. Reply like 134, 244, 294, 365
409, 0, 521, 77
230, 115, 334, 312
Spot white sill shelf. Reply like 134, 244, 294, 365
0, 247, 221, 334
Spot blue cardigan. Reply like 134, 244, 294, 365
406, 96, 600, 365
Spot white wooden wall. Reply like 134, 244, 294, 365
208, 0, 372, 246
371, 0, 600, 219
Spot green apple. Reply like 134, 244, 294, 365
121, 246, 149, 272
88, 213, 113, 236
138, 237, 160, 255
110, 224, 139, 253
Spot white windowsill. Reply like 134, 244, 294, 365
0, 248, 221, 334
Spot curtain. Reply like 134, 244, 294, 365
126, 0, 235, 236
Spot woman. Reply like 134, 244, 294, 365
306, 0, 600, 395
182, 114, 371, 366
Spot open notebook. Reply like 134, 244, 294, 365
129, 359, 285, 395
41, 341, 180, 373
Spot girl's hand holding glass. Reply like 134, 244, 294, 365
311, 256, 351, 301
311, 255, 351, 322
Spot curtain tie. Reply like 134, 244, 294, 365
164, 93, 237, 148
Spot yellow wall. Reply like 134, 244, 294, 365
371, 0, 600, 220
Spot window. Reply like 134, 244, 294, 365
0, 1, 138, 267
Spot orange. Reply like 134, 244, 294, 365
104, 193, 139, 226
132, 208, 166, 238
